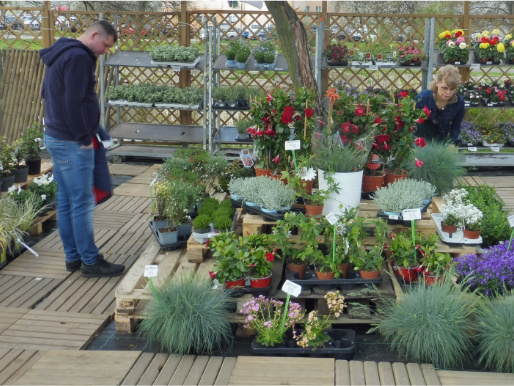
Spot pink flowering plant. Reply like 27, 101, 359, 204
438, 29, 469, 63
248, 87, 316, 172
241, 295, 304, 347
295, 291, 346, 348
395, 44, 425, 64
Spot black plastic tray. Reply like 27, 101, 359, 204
376, 199, 431, 226
285, 266, 382, 289
230, 200, 306, 221
149, 221, 189, 251
212, 104, 250, 111
251, 329, 356, 359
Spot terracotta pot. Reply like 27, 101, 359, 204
250, 274, 272, 288
225, 277, 246, 288
440, 222, 458, 238
359, 269, 380, 280
254, 167, 273, 177
463, 228, 481, 239
384, 170, 407, 186
305, 204, 324, 219
396, 266, 418, 284
339, 263, 350, 279
424, 275, 442, 285
271, 173, 288, 185
287, 262, 307, 279
315, 270, 335, 280
362, 173, 385, 192
300, 179, 314, 196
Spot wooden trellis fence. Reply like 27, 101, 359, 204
1, 3, 513, 141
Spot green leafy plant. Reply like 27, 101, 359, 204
351, 218, 388, 272
370, 277, 476, 369
235, 118, 253, 134
475, 294, 514, 373
372, 179, 436, 213
388, 230, 437, 268
247, 247, 274, 278
406, 141, 465, 195
192, 214, 211, 231
209, 231, 250, 282
0, 136, 15, 175
138, 273, 234, 355
150, 45, 199, 62
213, 215, 232, 232
236, 44, 251, 63
20, 122, 43, 161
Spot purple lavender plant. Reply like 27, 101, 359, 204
454, 242, 514, 295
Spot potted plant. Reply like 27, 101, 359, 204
437, 29, 469, 64
459, 122, 482, 145
256, 177, 296, 213
235, 119, 253, 141
324, 43, 350, 66
0, 136, 15, 192
418, 245, 454, 285
241, 295, 304, 347
472, 30, 505, 64
225, 40, 241, 67
11, 139, 29, 183
372, 179, 436, 218
388, 230, 430, 284
149, 45, 200, 66
225, 86, 240, 109
247, 246, 274, 288
395, 44, 425, 66
21, 122, 44, 175
462, 204, 483, 239
480, 122, 506, 146
295, 291, 346, 348
351, 218, 388, 279
192, 214, 212, 243
213, 212, 233, 233
212, 86, 228, 108
235, 44, 251, 69
362, 153, 385, 193
208, 231, 250, 288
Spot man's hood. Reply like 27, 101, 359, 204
39, 37, 95, 66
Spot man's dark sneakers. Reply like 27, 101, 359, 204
66, 254, 105, 273
66, 260, 82, 273
82, 257, 125, 278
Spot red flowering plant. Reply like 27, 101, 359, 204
248, 87, 316, 172
381, 95, 430, 173
438, 29, 469, 63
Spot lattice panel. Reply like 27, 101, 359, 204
433, 16, 465, 37
328, 67, 423, 92
470, 16, 514, 37
0, 9, 42, 49
51, 11, 97, 39
469, 66, 513, 86
467, 107, 510, 125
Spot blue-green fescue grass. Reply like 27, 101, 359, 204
406, 141, 465, 195
370, 275, 477, 369
475, 292, 514, 373
138, 273, 234, 355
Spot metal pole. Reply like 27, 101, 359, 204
423, 18, 435, 90
208, 22, 213, 152
99, 11, 106, 129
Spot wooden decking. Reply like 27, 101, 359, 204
0, 165, 514, 385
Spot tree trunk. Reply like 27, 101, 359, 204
265, 1, 323, 115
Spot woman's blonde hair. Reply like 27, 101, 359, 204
429, 65, 461, 104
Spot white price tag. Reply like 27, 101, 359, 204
325, 212, 338, 225
402, 208, 422, 221
172, 66, 181, 72
470, 63, 481, 71
491, 146, 500, 153
487, 103, 494, 107
468, 147, 477, 152
454, 61, 461, 65
282, 280, 302, 297
486, 61, 493, 65
206, 233, 216, 238
150, 176, 158, 187
508, 215, 514, 227
388, 214, 399, 220
369, 64, 378, 71
285, 140, 301, 151
464, 103, 470, 107
144, 265, 158, 278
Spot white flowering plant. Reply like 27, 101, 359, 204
29, 173, 57, 203
440, 188, 482, 230
462, 204, 483, 231
295, 291, 346, 348
241, 295, 304, 347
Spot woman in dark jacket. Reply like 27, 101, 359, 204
414, 65, 465, 144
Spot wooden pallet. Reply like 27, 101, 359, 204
114, 241, 213, 332
29, 209, 56, 236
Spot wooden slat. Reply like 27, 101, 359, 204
335, 359, 350, 385
406, 363, 426, 385
120, 352, 156, 385
349, 360, 365, 386
392, 362, 411, 385
199, 356, 224, 386
109, 163, 151, 176
214, 357, 236, 386
152, 354, 183, 385
378, 362, 396, 386
137, 353, 169, 385
0, 349, 42, 385
421, 364, 440, 386
364, 360, 381, 386
169, 355, 196, 385
14, 350, 140, 385
437, 370, 514, 385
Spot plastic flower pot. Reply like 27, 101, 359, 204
396, 266, 418, 284
249, 274, 272, 288
225, 277, 246, 288
462, 229, 481, 239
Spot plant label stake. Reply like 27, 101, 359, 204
468, 146, 477, 152
325, 212, 339, 263
403, 208, 422, 264
16, 238, 39, 257
507, 215, 514, 251
149, 175, 158, 214
280, 280, 302, 334
285, 140, 301, 169
144, 265, 161, 308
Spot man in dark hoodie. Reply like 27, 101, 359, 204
40, 20, 125, 278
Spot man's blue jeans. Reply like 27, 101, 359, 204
44, 134, 99, 265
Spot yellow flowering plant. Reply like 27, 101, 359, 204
472, 29, 506, 62
295, 291, 346, 348
503, 33, 514, 62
